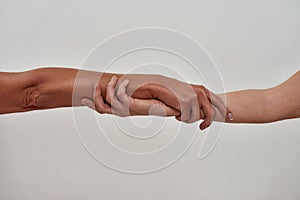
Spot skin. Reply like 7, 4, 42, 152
2, 67, 298, 128
85, 71, 300, 124
0, 67, 227, 130
223, 70, 300, 123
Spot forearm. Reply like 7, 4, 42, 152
0, 67, 160, 114
221, 89, 273, 123
221, 71, 300, 123
0, 68, 119, 114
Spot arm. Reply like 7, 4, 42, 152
0, 67, 224, 129
219, 71, 300, 123
0, 67, 167, 114
0, 68, 139, 114
94, 71, 300, 125
0, 67, 100, 114
87, 76, 230, 130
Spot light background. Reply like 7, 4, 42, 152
0, 0, 300, 199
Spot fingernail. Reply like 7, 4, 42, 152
111, 76, 117, 81
228, 112, 233, 121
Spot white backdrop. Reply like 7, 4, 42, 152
0, 0, 300, 199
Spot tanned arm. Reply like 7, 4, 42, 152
0, 68, 117, 114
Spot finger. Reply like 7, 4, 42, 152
200, 108, 205, 119
164, 106, 180, 117
182, 106, 192, 122
128, 98, 180, 117
116, 79, 129, 104
185, 89, 201, 123
107, 81, 130, 117
153, 100, 180, 117
204, 89, 227, 120
110, 79, 131, 116
94, 84, 112, 114
106, 76, 118, 104
176, 100, 193, 123
81, 98, 96, 110
199, 95, 213, 130
105, 76, 125, 115
112, 99, 130, 117
176, 111, 191, 122
185, 103, 200, 123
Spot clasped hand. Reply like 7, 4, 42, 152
81, 75, 231, 130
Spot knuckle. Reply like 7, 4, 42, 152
181, 99, 187, 106
198, 85, 205, 90
105, 96, 112, 103
97, 109, 105, 114
186, 92, 197, 101
196, 90, 205, 97
181, 97, 190, 104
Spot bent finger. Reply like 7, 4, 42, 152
94, 84, 112, 114
116, 79, 130, 105
204, 89, 227, 121
185, 103, 200, 123
199, 97, 213, 130
106, 76, 118, 104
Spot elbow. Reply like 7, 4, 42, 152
0, 69, 49, 114
20, 70, 48, 112
22, 86, 45, 110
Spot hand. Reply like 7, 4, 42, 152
191, 84, 232, 124
114, 74, 229, 129
81, 76, 180, 117
83, 76, 230, 130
